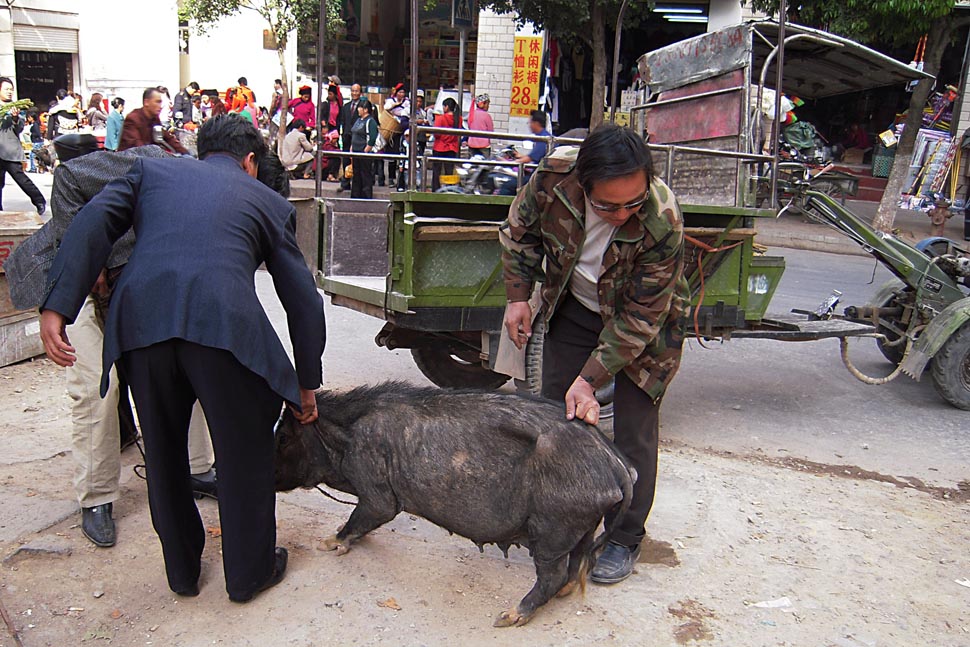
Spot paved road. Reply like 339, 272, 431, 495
265, 245, 967, 490
664, 246, 968, 487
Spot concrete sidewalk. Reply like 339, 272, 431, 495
754, 199, 968, 256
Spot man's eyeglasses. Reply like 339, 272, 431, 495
584, 189, 649, 214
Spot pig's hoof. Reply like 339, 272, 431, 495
319, 535, 351, 555
556, 581, 579, 598
493, 608, 531, 628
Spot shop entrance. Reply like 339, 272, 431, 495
15, 50, 74, 108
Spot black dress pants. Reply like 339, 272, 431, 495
351, 152, 374, 199
541, 293, 661, 548
119, 339, 283, 599
0, 159, 44, 210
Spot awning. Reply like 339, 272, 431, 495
749, 20, 933, 99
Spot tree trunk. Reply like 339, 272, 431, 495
872, 19, 950, 232
588, 0, 606, 130
277, 46, 289, 161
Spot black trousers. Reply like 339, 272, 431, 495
0, 159, 44, 210
541, 293, 661, 548
119, 340, 283, 599
351, 151, 374, 199
431, 150, 458, 191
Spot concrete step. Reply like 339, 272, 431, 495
855, 187, 886, 203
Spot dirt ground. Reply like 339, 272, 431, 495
1, 357, 969, 647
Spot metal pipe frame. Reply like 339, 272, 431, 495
416, 125, 583, 145
769, 1, 787, 210
315, 0, 326, 198
629, 85, 746, 112
408, 0, 419, 190
610, 0, 632, 123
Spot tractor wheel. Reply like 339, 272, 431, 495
411, 346, 509, 390
929, 323, 970, 410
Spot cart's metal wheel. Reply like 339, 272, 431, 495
866, 279, 909, 366
929, 322, 970, 410
411, 346, 509, 390
811, 179, 847, 206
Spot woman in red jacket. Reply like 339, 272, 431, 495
432, 97, 461, 191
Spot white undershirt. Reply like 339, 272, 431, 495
569, 199, 618, 312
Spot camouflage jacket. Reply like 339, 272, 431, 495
499, 146, 690, 402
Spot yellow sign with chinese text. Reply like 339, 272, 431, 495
510, 36, 542, 117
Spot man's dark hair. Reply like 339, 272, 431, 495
575, 123, 653, 192
188, 81, 200, 91
257, 151, 290, 198
530, 110, 547, 128
288, 118, 306, 132
197, 113, 267, 163
0, 76, 13, 90
238, 77, 248, 86
56, 88, 68, 100
142, 87, 160, 102
111, 97, 125, 109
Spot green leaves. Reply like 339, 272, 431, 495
180, 0, 343, 47
744, 0, 960, 47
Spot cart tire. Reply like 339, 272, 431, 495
513, 319, 615, 423
411, 346, 509, 390
929, 323, 970, 410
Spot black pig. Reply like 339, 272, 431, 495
274, 381, 635, 627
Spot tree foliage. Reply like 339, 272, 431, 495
746, 0, 956, 48
180, 0, 341, 52
479, 0, 654, 129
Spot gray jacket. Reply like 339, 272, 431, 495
0, 104, 24, 162
4, 146, 171, 309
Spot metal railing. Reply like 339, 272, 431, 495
321, 126, 777, 202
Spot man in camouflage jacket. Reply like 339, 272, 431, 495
500, 123, 689, 584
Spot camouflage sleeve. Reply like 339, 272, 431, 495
498, 172, 546, 302
580, 204, 687, 390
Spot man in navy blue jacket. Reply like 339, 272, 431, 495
38, 114, 325, 603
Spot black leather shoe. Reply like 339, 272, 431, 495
590, 541, 640, 584
81, 503, 116, 547
190, 468, 218, 500
229, 547, 287, 603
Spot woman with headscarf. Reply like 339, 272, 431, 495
289, 86, 316, 130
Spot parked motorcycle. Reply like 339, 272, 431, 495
435, 145, 520, 195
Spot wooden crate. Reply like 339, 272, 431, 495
0, 310, 43, 367
1, 210, 44, 319
1, 211, 44, 366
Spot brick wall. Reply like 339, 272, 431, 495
472, 9, 516, 134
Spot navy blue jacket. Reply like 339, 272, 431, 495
42, 154, 326, 406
